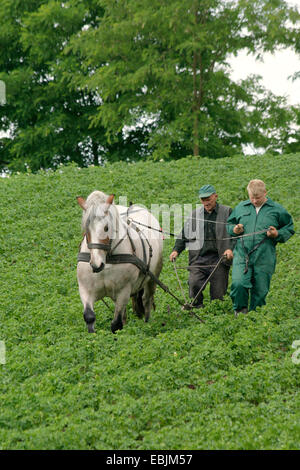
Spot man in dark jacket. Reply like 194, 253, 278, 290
169, 185, 233, 308
226, 179, 294, 316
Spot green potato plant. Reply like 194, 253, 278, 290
0, 153, 299, 449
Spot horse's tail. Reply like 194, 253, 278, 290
132, 289, 145, 317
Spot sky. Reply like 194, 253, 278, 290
229, 0, 300, 106
229, 48, 300, 106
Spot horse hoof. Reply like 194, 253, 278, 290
87, 322, 95, 333
111, 319, 123, 334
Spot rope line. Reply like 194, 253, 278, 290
172, 260, 189, 305
189, 256, 226, 308
127, 217, 268, 241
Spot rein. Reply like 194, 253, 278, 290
126, 217, 268, 241
189, 255, 226, 308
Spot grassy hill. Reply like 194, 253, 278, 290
0, 153, 299, 449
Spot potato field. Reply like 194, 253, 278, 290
0, 153, 299, 450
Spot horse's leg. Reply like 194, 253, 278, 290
122, 307, 127, 325
83, 303, 96, 333
78, 285, 96, 333
142, 279, 157, 322
77, 268, 97, 333
131, 289, 145, 318
111, 287, 131, 333
142, 255, 162, 321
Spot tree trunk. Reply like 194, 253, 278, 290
193, 51, 199, 156
192, 49, 203, 157
92, 139, 99, 165
192, 4, 204, 157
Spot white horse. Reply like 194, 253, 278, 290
77, 191, 164, 333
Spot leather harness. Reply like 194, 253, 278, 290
77, 220, 153, 282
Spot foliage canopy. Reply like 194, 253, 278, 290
0, 152, 299, 448
0, 0, 299, 171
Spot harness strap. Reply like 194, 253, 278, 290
78, 219, 155, 292
110, 230, 128, 254
126, 227, 137, 254
77, 251, 149, 274
140, 235, 147, 264
77, 245, 203, 322
77, 251, 164, 293
107, 253, 148, 273
88, 242, 111, 251
137, 230, 150, 290
129, 221, 153, 264
78, 252, 91, 263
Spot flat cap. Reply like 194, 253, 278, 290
199, 184, 216, 198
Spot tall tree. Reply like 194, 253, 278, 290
67, 0, 300, 160
0, 0, 108, 171
0, 0, 140, 171
0, 0, 299, 171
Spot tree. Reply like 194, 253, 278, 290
0, 0, 143, 171
0, 0, 299, 171
0, 0, 106, 171
66, 0, 300, 160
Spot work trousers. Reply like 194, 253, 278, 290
188, 253, 230, 307
230, 263, 272, 311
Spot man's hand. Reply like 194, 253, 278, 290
233, 223, 244, 235
267, 226, 278, 238
223, 249, 233, 261
169, 251, 178, 262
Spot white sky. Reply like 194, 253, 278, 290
229, 0, 300, 105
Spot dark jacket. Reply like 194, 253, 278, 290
174, 204, 233, 266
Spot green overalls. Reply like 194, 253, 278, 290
226, 198, 294, 311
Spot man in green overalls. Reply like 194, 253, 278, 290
226, 179, 294, 316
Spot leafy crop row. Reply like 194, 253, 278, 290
0, 153, 299, 449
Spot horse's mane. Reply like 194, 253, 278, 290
82, 190, 116, 232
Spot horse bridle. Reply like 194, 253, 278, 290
86, 227, 127, 255
87, 241, 112, 251
85, 207, 142, 257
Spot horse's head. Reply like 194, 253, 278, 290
77, 192, 116, 273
